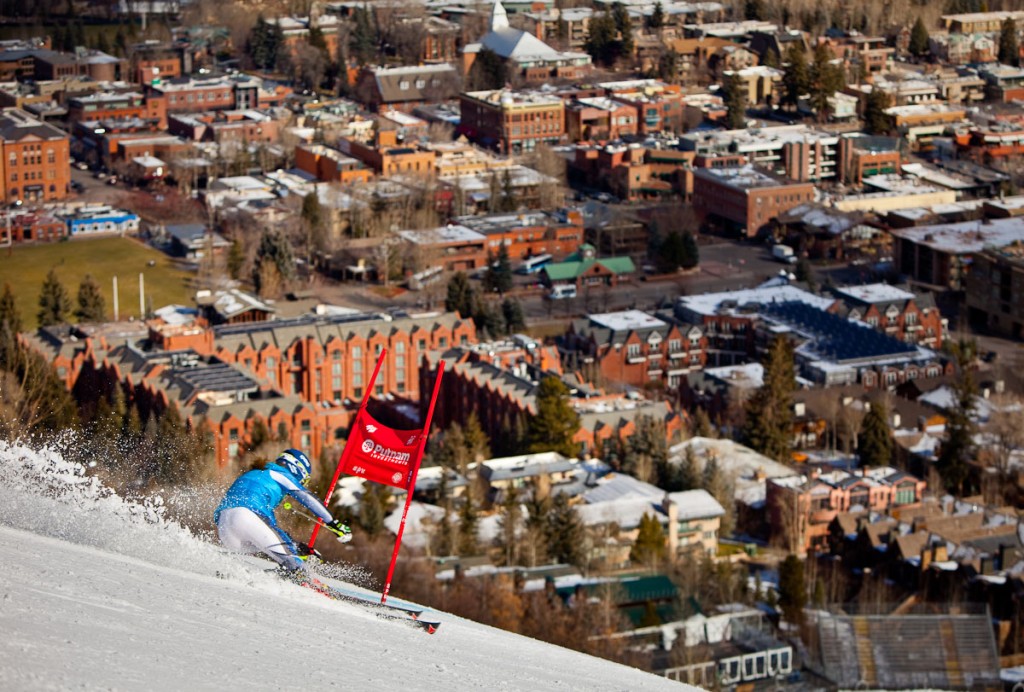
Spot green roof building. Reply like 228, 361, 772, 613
540, 243, 636, 288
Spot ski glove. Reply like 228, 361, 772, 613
327, 519, 352, 543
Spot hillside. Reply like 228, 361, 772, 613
0, 440, 693, 691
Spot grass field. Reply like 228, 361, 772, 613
0, 237, 196, 330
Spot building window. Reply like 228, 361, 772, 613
399, 81, 410, 90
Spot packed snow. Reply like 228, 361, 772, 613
0, 440, 694, 691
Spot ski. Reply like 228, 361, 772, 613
287, 573, 441, 634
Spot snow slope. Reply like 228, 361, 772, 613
0, 441, 694, 691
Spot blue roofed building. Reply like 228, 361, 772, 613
64, 205, 140, 237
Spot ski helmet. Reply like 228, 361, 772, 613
277, 448, 312, 486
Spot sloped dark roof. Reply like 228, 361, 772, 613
0, 107, 66, 141
762, 300, 918, 363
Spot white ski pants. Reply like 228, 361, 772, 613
217, 507, 304, 571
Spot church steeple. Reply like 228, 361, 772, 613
490, 1, 510, 31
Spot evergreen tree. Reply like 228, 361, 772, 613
350, 6, 379, 66
657, 230, 686, 273
584, 11, 618, 67
909, 17, 930, 59
433, 467, 456, 556
611, 2, 633, 57
1000, 17, 1019, 66
501, 297, 526, 334
445, 271, 474, 316
742, 336, 796, 462
858, 399, 894, 469
680, 229, 699, 269
485, 244, 514, 294
0, 283, 22, 366
227, 239, 245, 280
545, 492, 585, 568
679, 445, 700, 490
37, 268, 72, 327
300, 190, 326, 265
723, 72, 747, 129
463, 412, 491, 465
862, 88, 892, 135
744, 0, 765, 20
248, 15, 284, 71
629, 512, 666, 568
457, 492, 479, 555
782, 43, 810, 111
809, 43, 846, 121
252, 230, 295, 297
778, 554, 806, 626
494, 484, 522, 566
624, 414, 668, 485
937, 340, 977, 494
527, 376, 580, 457
648, 1, 664, 29
75, 274, 106, 323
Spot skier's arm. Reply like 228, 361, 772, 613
268, 468, 334, 523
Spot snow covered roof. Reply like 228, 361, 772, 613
588, 310, 667, 333
669, 437, 796, 507
832, 283, 916, 305
666, 489, 725, 521
676, 284, 834, 319
889, 216, 1024, 255
581, 472, 663, 504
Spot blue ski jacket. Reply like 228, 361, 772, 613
214, 463, 334, 527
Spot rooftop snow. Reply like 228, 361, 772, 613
889, 216, 1024, 254
588, 310, 667, 332
833, 283, 916, 304
677, 284, 834, 318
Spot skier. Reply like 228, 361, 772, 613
215, 448, 351, 572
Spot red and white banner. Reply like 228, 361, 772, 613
342, 410, 425, 491
310, 350, 445, 604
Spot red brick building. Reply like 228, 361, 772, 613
565, 97, 638, 142
67, 91, 167, 129
692, 164, 816, 238
423, 346, 682, 457
562, 310, 708, 390
828, 283, 946, 349
0, 108, 70, 204
30, 306, 477, 468
459, 89, 565, 155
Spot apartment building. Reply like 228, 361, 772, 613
964, 242, 1024, 339
0, 108, 70, 204
766, 467, 926, 552
692, 165, 816, 237
67, 91, 168, 129
681, 124, 848, 184
598, 79, 684, 135
459, 89, 565, 155
294, 143, 374, 185
562, 310, 708, 390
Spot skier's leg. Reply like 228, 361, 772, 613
217, 507, 305, 570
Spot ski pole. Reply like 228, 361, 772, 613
282, 502, 348, 539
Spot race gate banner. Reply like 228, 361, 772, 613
342, 409, 425, 491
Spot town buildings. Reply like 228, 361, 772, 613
459, 88, 566, 156
561, 310, 708, 390
0, 107, 70, 204
692, 165, 816, 237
